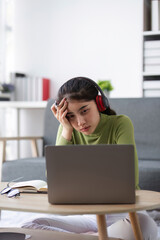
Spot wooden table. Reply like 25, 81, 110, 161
0, 182, 160, 240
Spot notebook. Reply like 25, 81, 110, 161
45, 145, 135, 204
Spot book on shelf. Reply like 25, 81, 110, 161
144, 64, 160, 72
144, 40, 160, 49
151, 0, 160, 31
0, 93, 11, 101
32, 77, 50, 101
144, 49, 160, 57
0, 97, 10, 101
11, 180, 48, 193
13, 73, 27, 101
144, 57, 160, 65
42, 78, 50, 101
11, 72, 51, 101
27, 76, 33, 101
144, 89, 160, 97
16, 76, 28, 101
37, 77, 42, 101
143, 80, 160, 89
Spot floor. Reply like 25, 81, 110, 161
0, 210, 160, 239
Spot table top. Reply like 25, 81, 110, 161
0, 183, 160, 215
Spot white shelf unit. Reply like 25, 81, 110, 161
0, 101, 47, 109
142, 0, 160, 97
0, 101, 47, 158
0, 101, 47, 138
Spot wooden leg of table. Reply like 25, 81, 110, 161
129, 212, 143, 240
96, 214, 108, 240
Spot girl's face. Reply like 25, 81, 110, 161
66, 100, 100, 135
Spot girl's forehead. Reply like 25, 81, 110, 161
67, 100, 94, 112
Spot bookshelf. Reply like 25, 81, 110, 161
0, 101, 47, 137
0, 101, 47, 109
0, 101, 47, 158
143, 0, 160, 97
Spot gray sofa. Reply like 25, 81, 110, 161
2, 98, 160, 192
109, 98, 160, 192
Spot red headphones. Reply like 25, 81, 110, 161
82, 78, 109, 112
96, 95, 107, 112
84, 78, 110, 112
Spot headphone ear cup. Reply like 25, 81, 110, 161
96, 95, 106, 112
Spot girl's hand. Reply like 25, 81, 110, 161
51, 98, 73, 141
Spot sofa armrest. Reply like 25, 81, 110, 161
0, 136, 43, 164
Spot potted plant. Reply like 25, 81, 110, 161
0, 83, 14, 101
97, 80, 114, 98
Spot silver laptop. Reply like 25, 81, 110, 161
45, 145, 135, 204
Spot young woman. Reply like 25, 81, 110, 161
22, 77, 158, 240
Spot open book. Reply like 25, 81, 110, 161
11, 180, 48, 193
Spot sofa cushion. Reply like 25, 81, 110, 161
109, 98, 160, 160
2, 157, 46, 182
139, 159, 160, 191
43, 99, 59, 147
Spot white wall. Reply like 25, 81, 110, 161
0, 0, 6, 83
1, 0, 143, 159
12, 0, 143, 98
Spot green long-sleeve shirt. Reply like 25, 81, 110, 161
56, 113, 139, 189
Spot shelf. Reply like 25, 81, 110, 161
143, 87, 160, 90
143, 31, 160, 36
142, 0, 160, 97
0, 101, 47, 109
143, 72, 160, 76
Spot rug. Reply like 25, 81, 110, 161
0, 210, 160, 239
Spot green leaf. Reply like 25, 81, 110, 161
97, 80, 114, 91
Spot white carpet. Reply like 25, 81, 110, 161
148, 210, 160, 239
0, 210, 160, 239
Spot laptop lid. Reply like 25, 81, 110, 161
45, 145, 135, 204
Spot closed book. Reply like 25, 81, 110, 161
37, 77, 42, 101
0, 93, 11, 100
144, 49, 160, 57
10, 72, 16, 100
14, 74, 28, 101
144, 64, 160, 72
27, 76, 33, 101
0, 97, 10, 101
35, 77, 40, 101
32, 77, 37, 101
42, 78, 50, 101
22, 77, 28, 101
144, 89, 160, 97
144, 40, 160, 49
151, 0, 160, 31
143, 80, 160, 89
144, 57, 160, 64
15, 77, 23, 101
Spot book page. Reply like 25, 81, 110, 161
11, 180, 48, 192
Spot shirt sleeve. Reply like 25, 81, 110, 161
55, 124, 73, 146
114, 115, 140, 190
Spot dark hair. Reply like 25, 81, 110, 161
56, 77, 116, 115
